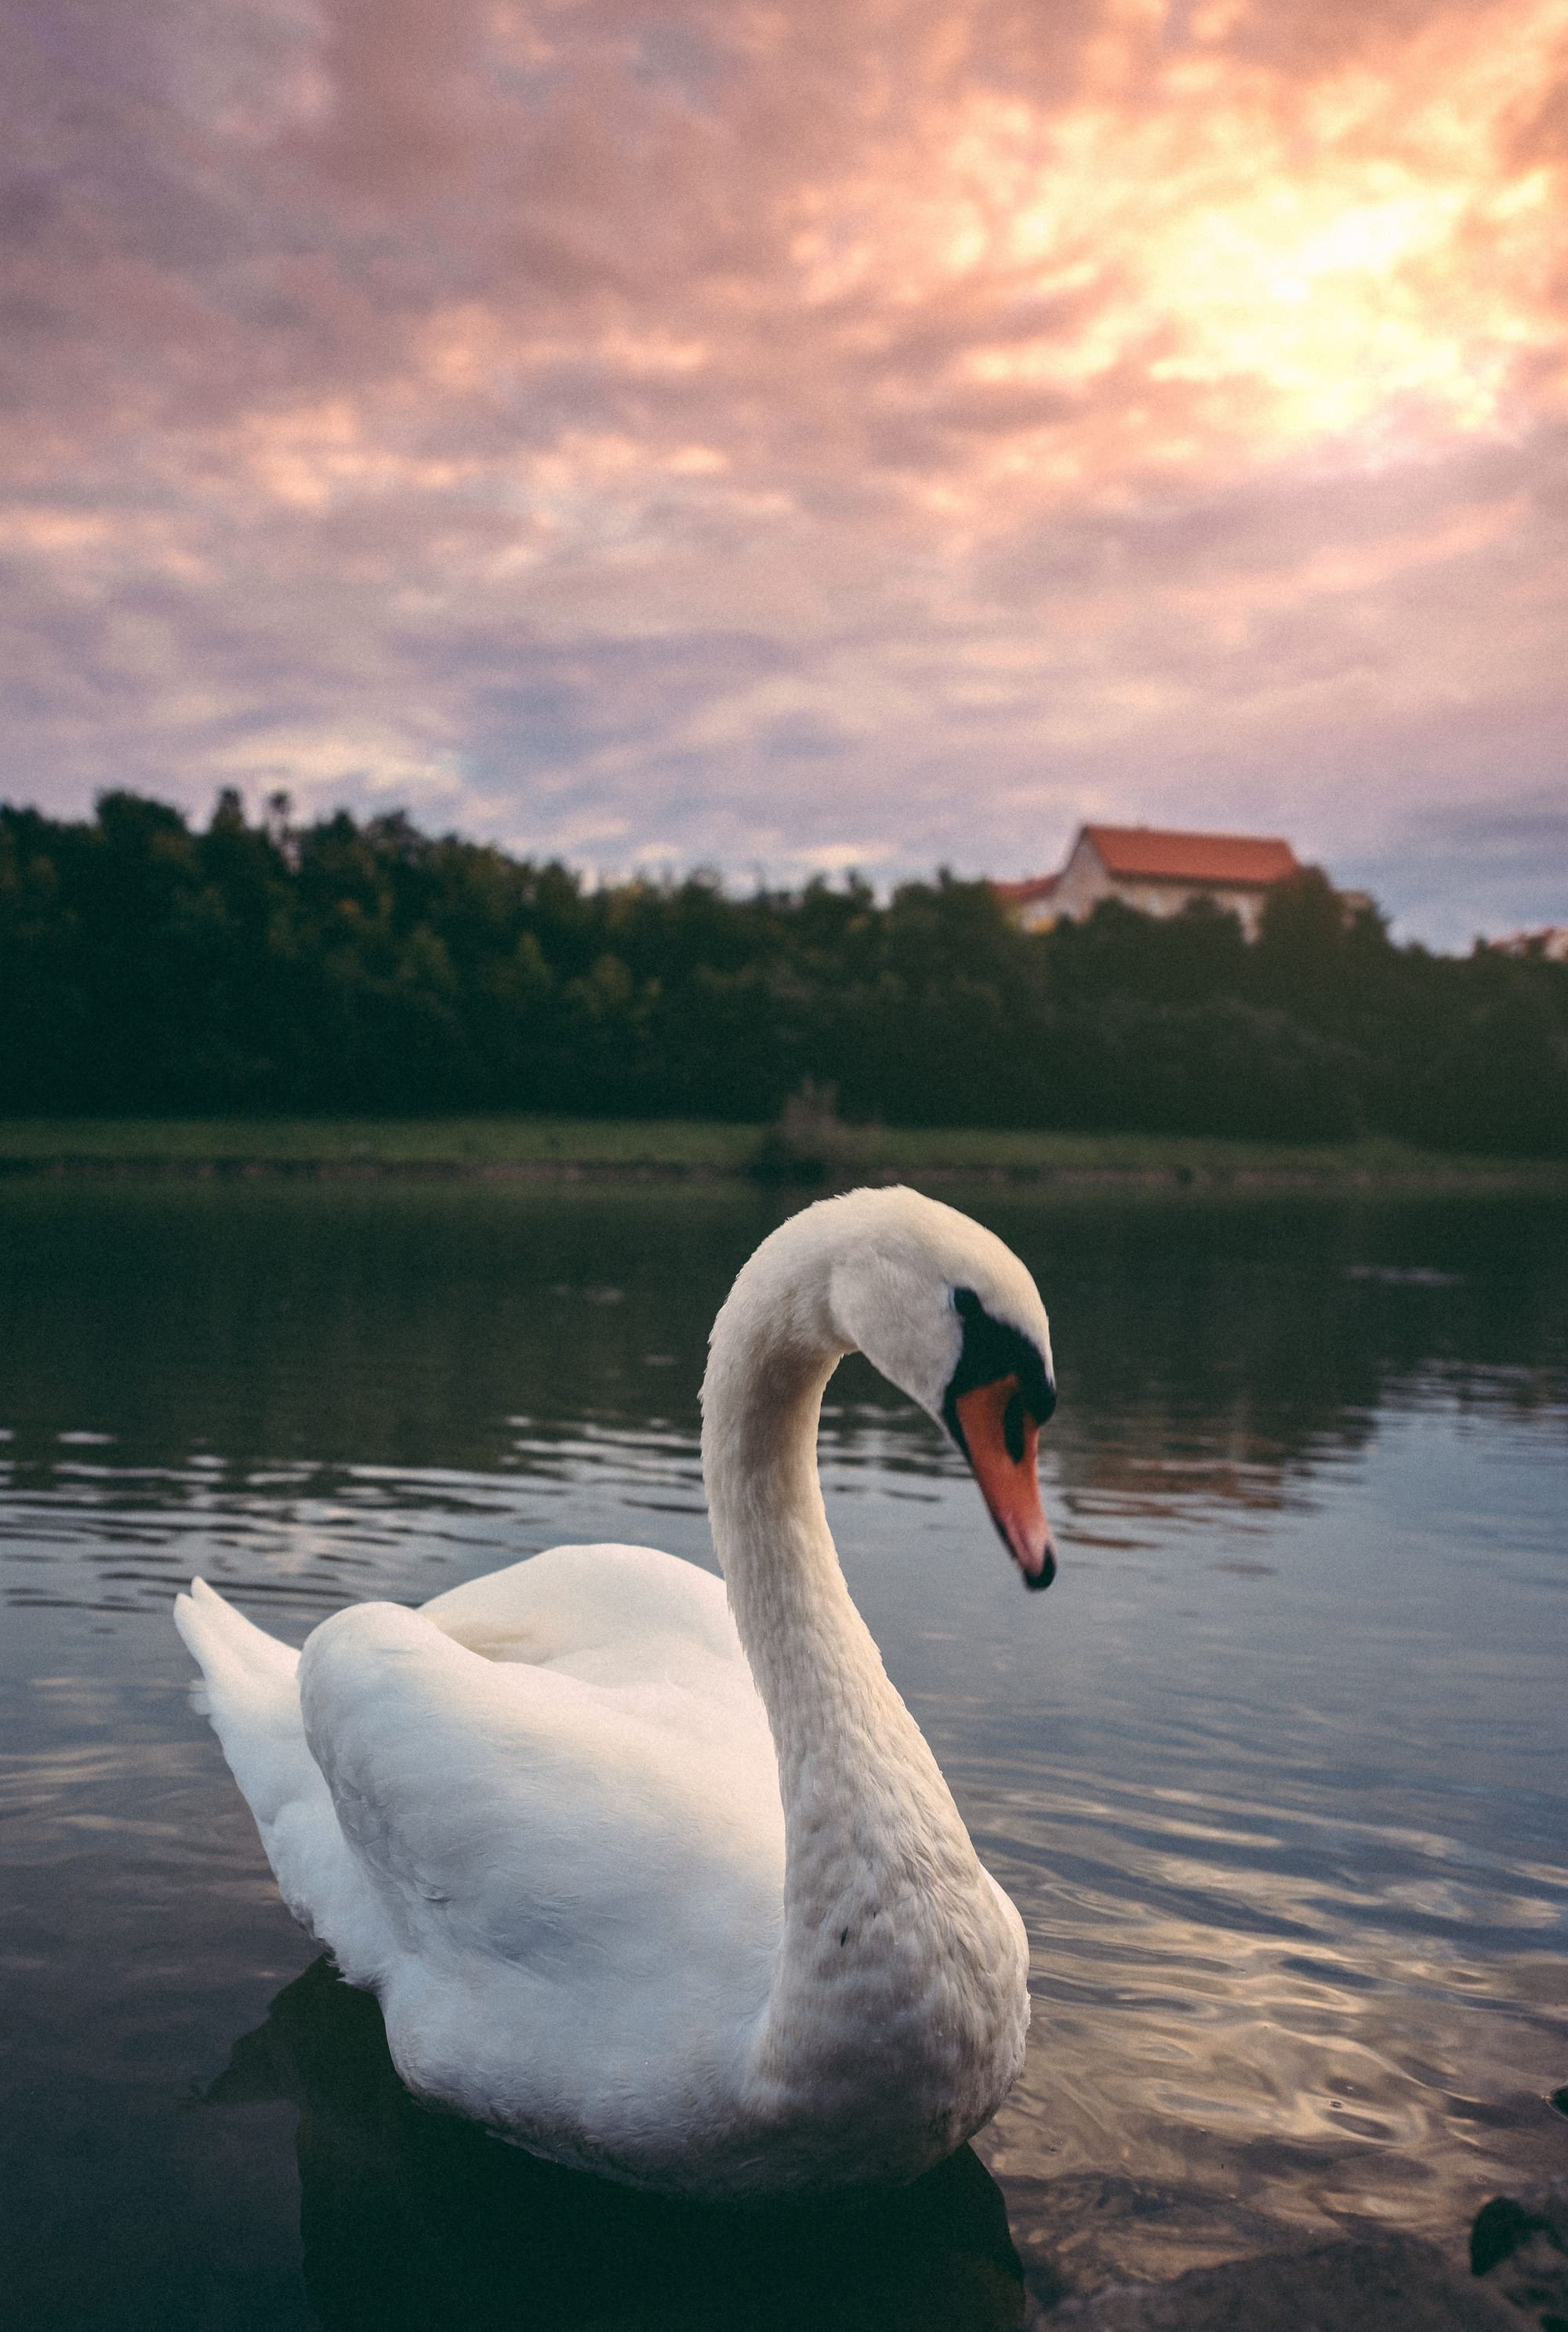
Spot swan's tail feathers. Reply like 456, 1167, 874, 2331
174, 1578, 314, 1828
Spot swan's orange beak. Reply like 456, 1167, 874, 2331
954, 1375, 1056, 1592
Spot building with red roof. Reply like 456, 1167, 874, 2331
1491, 926, 1568, 961
994, 824, 1301, 939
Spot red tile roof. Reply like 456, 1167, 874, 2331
992, 873, 1058, 906
1081, 825, 1299, 887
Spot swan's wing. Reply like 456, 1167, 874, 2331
174, 1576, 308, 1825
419, 1541, 746, 1691
298, 1598, 782, 1992
175, 1580, 393, 1971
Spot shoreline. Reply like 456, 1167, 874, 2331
2, 1118, 1563, 1195
3, 1157, 1564, 1194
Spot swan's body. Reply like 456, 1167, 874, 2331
176, 1186, 1057, 2196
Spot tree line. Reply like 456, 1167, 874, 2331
2, 789, 1564, 1153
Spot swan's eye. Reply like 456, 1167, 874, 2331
942, 1286, 1055, 1451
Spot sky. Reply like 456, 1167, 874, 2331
4, 0, 1568, 946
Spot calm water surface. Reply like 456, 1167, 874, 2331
2, 1181, 1565, 2329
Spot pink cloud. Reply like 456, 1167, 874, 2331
0, 0, 1565, 941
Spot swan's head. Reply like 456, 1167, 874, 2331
822, 1189, 1058, 1591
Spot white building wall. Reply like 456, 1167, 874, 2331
1116, 880, 1269, 937
1051, 835, 1112, 921
1043, 837, 1272, 936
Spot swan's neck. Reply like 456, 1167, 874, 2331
703, 1292, 946, 1807
702, 1270, 1014, 2166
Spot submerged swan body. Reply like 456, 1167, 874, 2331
176, 1186, 1058, 2196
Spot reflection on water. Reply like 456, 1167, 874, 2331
1, 1182, 1566, 2327
209, 1958, 1026, 2332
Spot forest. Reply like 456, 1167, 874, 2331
2, 788, 1564, 1153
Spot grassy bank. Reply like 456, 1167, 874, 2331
1, 1116, 1563, 1193
0, 1115, 758, 1172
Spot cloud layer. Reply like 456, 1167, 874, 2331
4, 0, 1567, 939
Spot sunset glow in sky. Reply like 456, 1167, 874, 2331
5, 0, 1568, 939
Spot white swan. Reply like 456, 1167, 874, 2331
175, 1186, 1058, 2198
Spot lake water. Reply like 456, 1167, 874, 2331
2, 1179, 1565, 2330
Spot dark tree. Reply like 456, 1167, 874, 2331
1, 793, 1563, 1153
